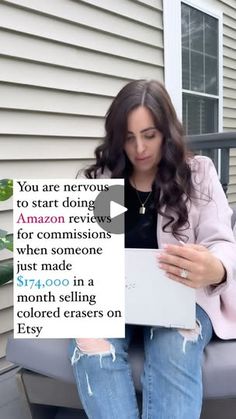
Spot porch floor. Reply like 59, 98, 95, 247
0, 366, 87, 419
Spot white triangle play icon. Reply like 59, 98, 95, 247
110, 201, 127, 219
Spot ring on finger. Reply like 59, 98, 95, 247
180, 268, 189, 279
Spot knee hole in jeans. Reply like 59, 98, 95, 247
76, 338, 111, 354
178, 319, 202, 353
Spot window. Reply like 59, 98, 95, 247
181, 3, 219, 135
163, 0, 222, 134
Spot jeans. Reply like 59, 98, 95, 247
68, 305, 213, 419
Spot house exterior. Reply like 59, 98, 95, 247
0, 0, 236, 367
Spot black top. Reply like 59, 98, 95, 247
125, 180, 158, 249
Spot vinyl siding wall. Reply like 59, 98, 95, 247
0, 0, 164, 364
220, 0, 236, 203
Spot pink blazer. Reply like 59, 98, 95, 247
156, 156, 236, 339
96, 155, 236, 339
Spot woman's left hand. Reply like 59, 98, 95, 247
157, 244, 226, 289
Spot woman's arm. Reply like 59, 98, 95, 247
158, 156, 236, 292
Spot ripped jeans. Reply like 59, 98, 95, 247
68, 305, 213, 419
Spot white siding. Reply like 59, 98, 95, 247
0, 0, 164, 362
219, 0, 236, 203
0, 0, 164, 153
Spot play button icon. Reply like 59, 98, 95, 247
110, 201, 127, 219
93, 184, 126, 234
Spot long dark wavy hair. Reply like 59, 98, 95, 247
85, 79, 194, 239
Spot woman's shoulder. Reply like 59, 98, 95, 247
187, 155, 217, 185
188, 154, 215, 172
186, 155, 221, 200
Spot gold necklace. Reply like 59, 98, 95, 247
132, 179, 152, 215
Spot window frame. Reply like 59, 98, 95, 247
163, 0, 223, 131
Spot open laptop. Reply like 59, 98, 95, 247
125, 248, 195, 329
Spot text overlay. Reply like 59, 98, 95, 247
13, 179, 125, 338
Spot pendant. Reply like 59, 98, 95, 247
139, 206, 146, 215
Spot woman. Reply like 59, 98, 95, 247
69, 80, 236, 419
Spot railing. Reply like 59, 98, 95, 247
187, 131, 236, 194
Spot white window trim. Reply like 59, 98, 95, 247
163, 0, 223, 131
